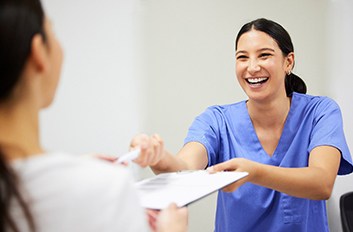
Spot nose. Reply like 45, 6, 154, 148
247, 59, 261, 74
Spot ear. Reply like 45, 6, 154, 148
28, 34, 49, 75
285, 52, 295, 73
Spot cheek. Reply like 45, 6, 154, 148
235, 62, 245, 77
267, 58, 285, 73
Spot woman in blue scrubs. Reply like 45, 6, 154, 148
131, 18, 353, 231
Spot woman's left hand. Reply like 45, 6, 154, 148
207, 158, 259, 192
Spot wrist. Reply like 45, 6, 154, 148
150, 152, 169, 174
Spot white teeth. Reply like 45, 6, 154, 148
247, 77, 268, 84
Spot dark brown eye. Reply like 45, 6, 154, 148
236, 55, 247, 60
260, 53, 271, 58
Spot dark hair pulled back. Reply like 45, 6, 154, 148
0, 0, 46, 100
235, 18, 307, 96
0, 0, 46, 231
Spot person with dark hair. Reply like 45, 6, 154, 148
0, 0, 187, 231
130, 18, 353, 231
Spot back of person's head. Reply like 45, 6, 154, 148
235, 18, 307, 96
0, 0, 46, 101
0, 0, 45, 231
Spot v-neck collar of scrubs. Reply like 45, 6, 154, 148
242, 93, 298, 164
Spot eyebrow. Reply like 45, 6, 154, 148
236, 48, 275, 55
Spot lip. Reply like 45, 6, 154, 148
245, 76, 269, 86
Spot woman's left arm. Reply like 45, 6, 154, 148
208, 145, 341, 200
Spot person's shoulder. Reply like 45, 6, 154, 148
206, 100, 246, 114
13, 153, 147, 231
14, 152, 133, 193
19, 152, 129, 174
57, 152, 133, 187
293, 92, 340, 110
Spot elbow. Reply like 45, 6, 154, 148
317, 189, 332, 200
309, 166, 338, 200
322, 184, 334, 200
312, 183, 334, 200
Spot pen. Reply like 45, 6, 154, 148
116, 148, 141, 164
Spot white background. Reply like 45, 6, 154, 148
41, 0, 353, 231
41, 0, 142, 157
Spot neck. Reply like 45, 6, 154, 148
0, 99, 43, 160
247, 95, 291, 129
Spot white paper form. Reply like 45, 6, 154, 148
135, 170, 248, 209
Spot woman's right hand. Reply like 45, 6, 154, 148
156, 204, 188, 232
130, 133, 165, 168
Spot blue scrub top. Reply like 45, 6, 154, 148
184, 92, 352, 232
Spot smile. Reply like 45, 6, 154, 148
246, 77, 269, 85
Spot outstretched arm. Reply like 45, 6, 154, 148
130, 134, 208, 174
209, 145, 341, 200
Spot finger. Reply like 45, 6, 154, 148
222, 176, 247, 192
137, 149, 150, 168
178, 207, 188, 220
129, 133, 148, 150
152, 134, 164, 148
148, 215, 157, 232
208, 159, 237, 172
222, 182, 238, 192
143, 135, 159, 165
143, 140, 156, 167
133, 137, 151, 167
93, 154, 117, 162
151, 135, 161, 164
206, 166, 217, 174
152, 134, 165, 165
147, 209, 160, 220
169, 203, 188, 216
167, 202, 178, 210
146, 209, 160, 232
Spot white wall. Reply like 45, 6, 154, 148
139, 1, 331, 231
327, 1, 353, 231
40, 0, 142, 157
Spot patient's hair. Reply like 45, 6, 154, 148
0, 0, 46, 231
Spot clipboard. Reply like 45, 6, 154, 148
135, 170, 248, 209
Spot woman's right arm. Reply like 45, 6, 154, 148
130, 134, 208, 174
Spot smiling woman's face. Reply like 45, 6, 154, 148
235, 29, 293, 103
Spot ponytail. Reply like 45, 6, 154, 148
285, 73, 307, 96
0, 149, 36, 232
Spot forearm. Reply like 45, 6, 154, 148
150, 150, 190, 174
253, 164, 335, 200
211, 146, 340, 200
151, 142, 208, 174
